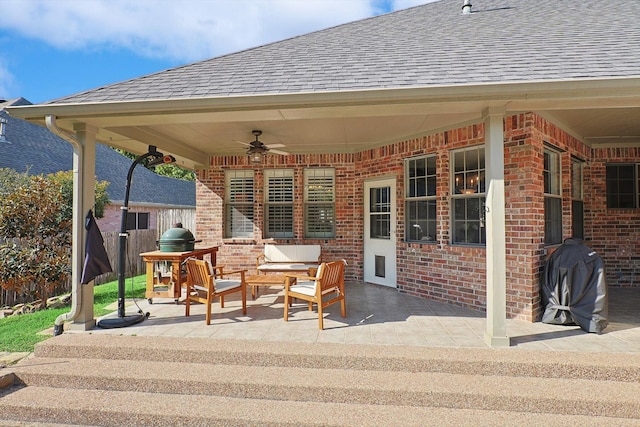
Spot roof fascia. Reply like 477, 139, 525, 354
7, 77, 640, 121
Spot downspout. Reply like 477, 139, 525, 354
45, 115, 83, 336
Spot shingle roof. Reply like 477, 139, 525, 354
0, 101, 195, 206
45, 0, 640, 105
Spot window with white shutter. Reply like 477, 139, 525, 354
264, 169, 294, 238
304, 168, 335, 238
225, 170, 254, 238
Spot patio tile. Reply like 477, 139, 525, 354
89, 285, 640, 354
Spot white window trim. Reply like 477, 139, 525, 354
451, 146, 486, 245
304, 168, 336, 238
264, 169, 295, 238
404, 155, 437, 242
224, 169, 255, 238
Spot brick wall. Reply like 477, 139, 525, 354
589, 147, 640, 287
195, 154, 359, 279
196, 112, 634, 322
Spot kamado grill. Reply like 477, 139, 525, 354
158, 225, 201, 252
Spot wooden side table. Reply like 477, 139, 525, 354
140, 246, 218, 303
245, 274, 292, 300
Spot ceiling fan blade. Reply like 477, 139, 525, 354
266, 143, 286, 149
270, 149, 290, 155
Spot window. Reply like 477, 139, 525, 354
225, 170, 254, 238
304, 168, 335, 238
370, 186, 391, 239
264, 169, 294, 238
126, 212, 149, 230
544, 147, 562, 245
606, 164, 636, 208
405, 155, 436, 242
452, 147, 485, 244
571, 158, 584, 239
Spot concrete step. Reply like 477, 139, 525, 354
1, 334, 640, 426
2, 386, 640, 427
30, 334, 640, 382
8, 356, 640, 418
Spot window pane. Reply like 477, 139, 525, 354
544, 197, 562, 245
370, 213, 390, 239
305, 204, 334, 238
405, 155, 437, 242
572, 200, 584, 239
305, 168, 335, 238
406, 200, 436, 241
571, 160, 583, 200
267, 176, 293, 202
451, 147, 486, 245
370, 187, 390, 213
544, 149, 560, 195
606, 164, 636, 208
265, 169, 294, 238
226, 204, 254, 237
266, 205, 294, 237
125, 212, 136, 231
225, 170, 255, 238
138, 213, 149, 230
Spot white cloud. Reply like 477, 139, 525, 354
0, 0, 405, 62
0, 60, 15, 99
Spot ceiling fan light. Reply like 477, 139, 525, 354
248, 151, 264, 164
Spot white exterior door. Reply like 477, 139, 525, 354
363, 178, 397, 287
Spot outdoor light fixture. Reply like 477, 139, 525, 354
97, 145, 175, 329
246, 130, 269, 164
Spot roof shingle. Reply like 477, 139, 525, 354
44, 0, 640, 105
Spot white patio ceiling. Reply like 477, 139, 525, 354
11, 77, 640, 171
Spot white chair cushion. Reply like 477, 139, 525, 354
214, 279, 242, 292
264, 244, 321, 263
289, 281, 316, 296
257, 263, 318, 272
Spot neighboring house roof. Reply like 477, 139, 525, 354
0, 99, 195, 207
44, 0, 640, 105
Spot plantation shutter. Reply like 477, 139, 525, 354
304, 168, 335, 238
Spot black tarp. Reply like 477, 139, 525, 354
541, 239, 608, 333
81, 209, 113, 284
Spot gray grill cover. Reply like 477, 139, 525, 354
541, 239, 608, 333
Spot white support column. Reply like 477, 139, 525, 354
483, 107, 510, 348
68, 123, 97, 331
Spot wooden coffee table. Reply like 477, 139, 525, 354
245, 274, 294, 300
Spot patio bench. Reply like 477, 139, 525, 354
256, 244, 321, 275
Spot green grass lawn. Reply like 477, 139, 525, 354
0, 275, 146, 353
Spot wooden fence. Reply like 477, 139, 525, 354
1, 208, 195, 307
156, 208, 195, 235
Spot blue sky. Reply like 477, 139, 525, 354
0, 0, 434, 104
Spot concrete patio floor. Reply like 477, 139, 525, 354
85, 282, 640, 353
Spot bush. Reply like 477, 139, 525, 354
0, 168, 110, 304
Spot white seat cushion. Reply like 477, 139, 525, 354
257, 263, 318, 272
289, 281, 316, 296
215, 279, 243, 292
264, 244, 321, 263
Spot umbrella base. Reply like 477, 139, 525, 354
97, 312, 149, 329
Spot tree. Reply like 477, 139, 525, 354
0, 169, 110, 304
114, 148, 195, 181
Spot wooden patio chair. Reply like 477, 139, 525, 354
283, 260, 346, 330
185, 258, 247, 325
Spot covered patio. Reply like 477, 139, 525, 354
7, 0, 640, 348
88, 282, 640, 354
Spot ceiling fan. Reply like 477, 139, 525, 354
236, 130, 289, 156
